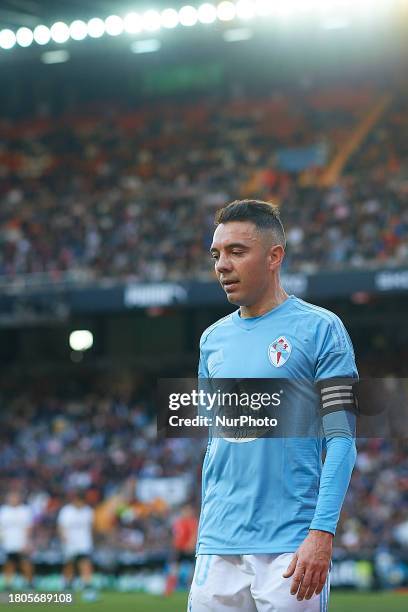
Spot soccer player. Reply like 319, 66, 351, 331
189, 200, 358, 611
0, 492, 34, 589
57, 491, 95, 592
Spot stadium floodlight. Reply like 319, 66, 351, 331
16, 27, 34, 48
283, 0, 315, 13
0, 29, 16, 50
42, 49, 70, 64
124, 12, 142, 34
50, 22, 70, 44
272, 0, 321, 19
87, 17, 105, 38
142, 10, 161, 32
273, 3, 292, 19
223, 27, 253, 41
236, 0, 255, 20
198, 3, 217, 24
105, 15, 124, 36
217, 1, 236, 22
130, 38, 161, 53
33, 25, 51, 45
255, 0, 274, 16
179, 5, 198, 27
69, 330, 93, 352
161, 8, 179, 29
69, 20, 87, 41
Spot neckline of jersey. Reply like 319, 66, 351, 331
232, 295, 295, 330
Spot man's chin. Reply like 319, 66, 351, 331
225, 292, 244, 305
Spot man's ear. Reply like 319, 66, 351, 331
267, 244, 285, 271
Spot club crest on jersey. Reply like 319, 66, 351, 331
268, 336, 291, 368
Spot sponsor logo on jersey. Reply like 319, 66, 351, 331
268, 336, 291, 367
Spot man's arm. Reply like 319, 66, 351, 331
57, 512, 67, 545
283, 409, 357, 601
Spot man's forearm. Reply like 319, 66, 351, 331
310, 408, 357, 533
310, 434, 356, 534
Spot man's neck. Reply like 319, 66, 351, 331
240, 287, 289, 319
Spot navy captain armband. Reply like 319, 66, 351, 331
316, 378, 359, 417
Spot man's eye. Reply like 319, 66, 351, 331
231, 251, 244, 256
211, 254, 219, 260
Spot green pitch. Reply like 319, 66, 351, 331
8, 591, 408, 611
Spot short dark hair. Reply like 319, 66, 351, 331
214, 199, 286, 247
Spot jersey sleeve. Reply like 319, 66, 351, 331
315, 315, 358, 417
314, 315, 358, 382
309, 434, 356, 534
198, 334, 209, 378
311, 314, 358, 534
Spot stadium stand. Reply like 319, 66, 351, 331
0, 85, 406, 283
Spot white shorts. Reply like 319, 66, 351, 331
188, 553, 330, 612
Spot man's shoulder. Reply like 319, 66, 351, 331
200, 313, 234, 347
293, 298, 354, 356
291, 297, 347, 331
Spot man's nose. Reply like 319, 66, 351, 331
215, 253, 233, 274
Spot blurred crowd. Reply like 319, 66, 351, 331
339, 439, 408, 556
0, 381, 201, 563
0, 84, 407, 284
0, 378, 406, 563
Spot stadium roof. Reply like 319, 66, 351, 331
0, 1, 179, 29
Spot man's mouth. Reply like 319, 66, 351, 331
222, 280, 239, 293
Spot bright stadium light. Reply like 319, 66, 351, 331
42, 50, 70, 64
33, 25, 51, 45
285, 0, 316, 13
161, 8, 179, 28
105, 15, 124, 36
236, 0, 255, 20
198, 3, 217, 24
124, 12, 142, 34
0, 29, 16, 50
179, 5, 198, 26
142, 10, 161, 31
273, 2, 294, 19
69, 20, 87, 41
130, 38, 161, 53
255, 0, 274, 16
217, 1, 236, 21
273, 0, 321, 19
50, 22, 70, 43
87, 17, 105, 38
69, 330, 93, 352
16, 27, 33, 47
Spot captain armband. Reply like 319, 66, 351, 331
316, 378, 359, 417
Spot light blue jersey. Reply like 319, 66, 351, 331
197, 295, 358, 554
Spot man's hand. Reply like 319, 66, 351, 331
282, 530, 333, 601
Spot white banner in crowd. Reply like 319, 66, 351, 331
136, 476, 191, 505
